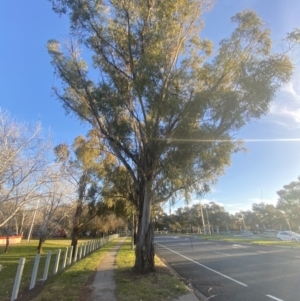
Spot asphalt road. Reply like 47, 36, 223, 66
155, 235, 300, 301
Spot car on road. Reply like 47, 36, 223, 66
277, 231, 300, 242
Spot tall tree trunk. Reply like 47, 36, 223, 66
133, 183, 155, 273
14, 217, 19, 235
19, 212, 26, 236
37, 236, 45, 254
71, 225, 80, 256
71, 201, 83, 257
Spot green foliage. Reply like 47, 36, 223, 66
277, 176, 300, 230
161, 202, 231, 233
47, 0, 297, 270
48, 1, 295, 203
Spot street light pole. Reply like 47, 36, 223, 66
241, 212, 247, 231
205, 207, 211, 235
286, 216, 292, 231
200, 205, 206, 235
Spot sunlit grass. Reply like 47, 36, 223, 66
192, 234, 300, 247
115, 238, 188, 301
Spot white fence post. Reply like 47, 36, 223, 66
73, 245, 78, 262
42, 251, 52, 281
82, 243, 85, 258
53, 249, 61, 275
78, 244, 83, 260
29, 254, 41, 290
62, 248, 68, 269
68, 246, 73, 265
11, 258, 26, 301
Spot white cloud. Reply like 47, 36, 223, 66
281, 82, 300, 100
189, 198, 226, 208
223, 203, 252, 215
269, 101, 300, 127
266, 68, 300, 129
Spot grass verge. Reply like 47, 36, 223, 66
0, 238, 120, 301
191, 234, 300, 247
115, 239, 189, 301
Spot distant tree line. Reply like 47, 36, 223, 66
0, 109, 130, 254
154, 180, 300, 234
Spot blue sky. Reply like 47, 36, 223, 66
1, 1, 300, 214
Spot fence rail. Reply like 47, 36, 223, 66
10, 234, 119, 301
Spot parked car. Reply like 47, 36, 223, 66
277, 231, 300, 242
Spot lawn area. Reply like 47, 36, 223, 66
1, 237, 190, 301
192, 233, 300, 247
0, 237, 119, 301
115, 238, 189, 301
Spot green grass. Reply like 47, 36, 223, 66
0, 238, 119, 301
115, 239, 189, 301
1, 237, 192, 301
191, 233, 300, 247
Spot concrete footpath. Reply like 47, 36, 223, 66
91, 238, 200, 301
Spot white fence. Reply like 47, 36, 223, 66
10, 234, 119, 301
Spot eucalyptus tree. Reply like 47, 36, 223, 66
277, 177, 300, 231
48, 0, 296, 272
204, 202, 231, 233
251, 202, 284, 230
54, 131, 116, 250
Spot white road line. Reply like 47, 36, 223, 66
232, 244, 246, 248
156, 243, 248, 287
257, 251, 266, 253
266, 294, 285, 301
213, 251, 231, 257
295, 256, 300, 259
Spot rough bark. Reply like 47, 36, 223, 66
71, 225, 80, 257
71, 203, 83, 257
37, 236, 46, 254
133, 183, 155, 273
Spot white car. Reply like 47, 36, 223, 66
277, 231, 300, 242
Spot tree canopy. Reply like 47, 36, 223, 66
48, 0, 296, 272
277, 177, 300, 230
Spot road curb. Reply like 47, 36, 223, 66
155, 251, 208, 301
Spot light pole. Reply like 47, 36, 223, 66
240, 212, 247, 231
199, 205, 206, 235
205, 207, 211, 235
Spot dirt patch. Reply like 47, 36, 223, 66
3, 282, 46, 301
